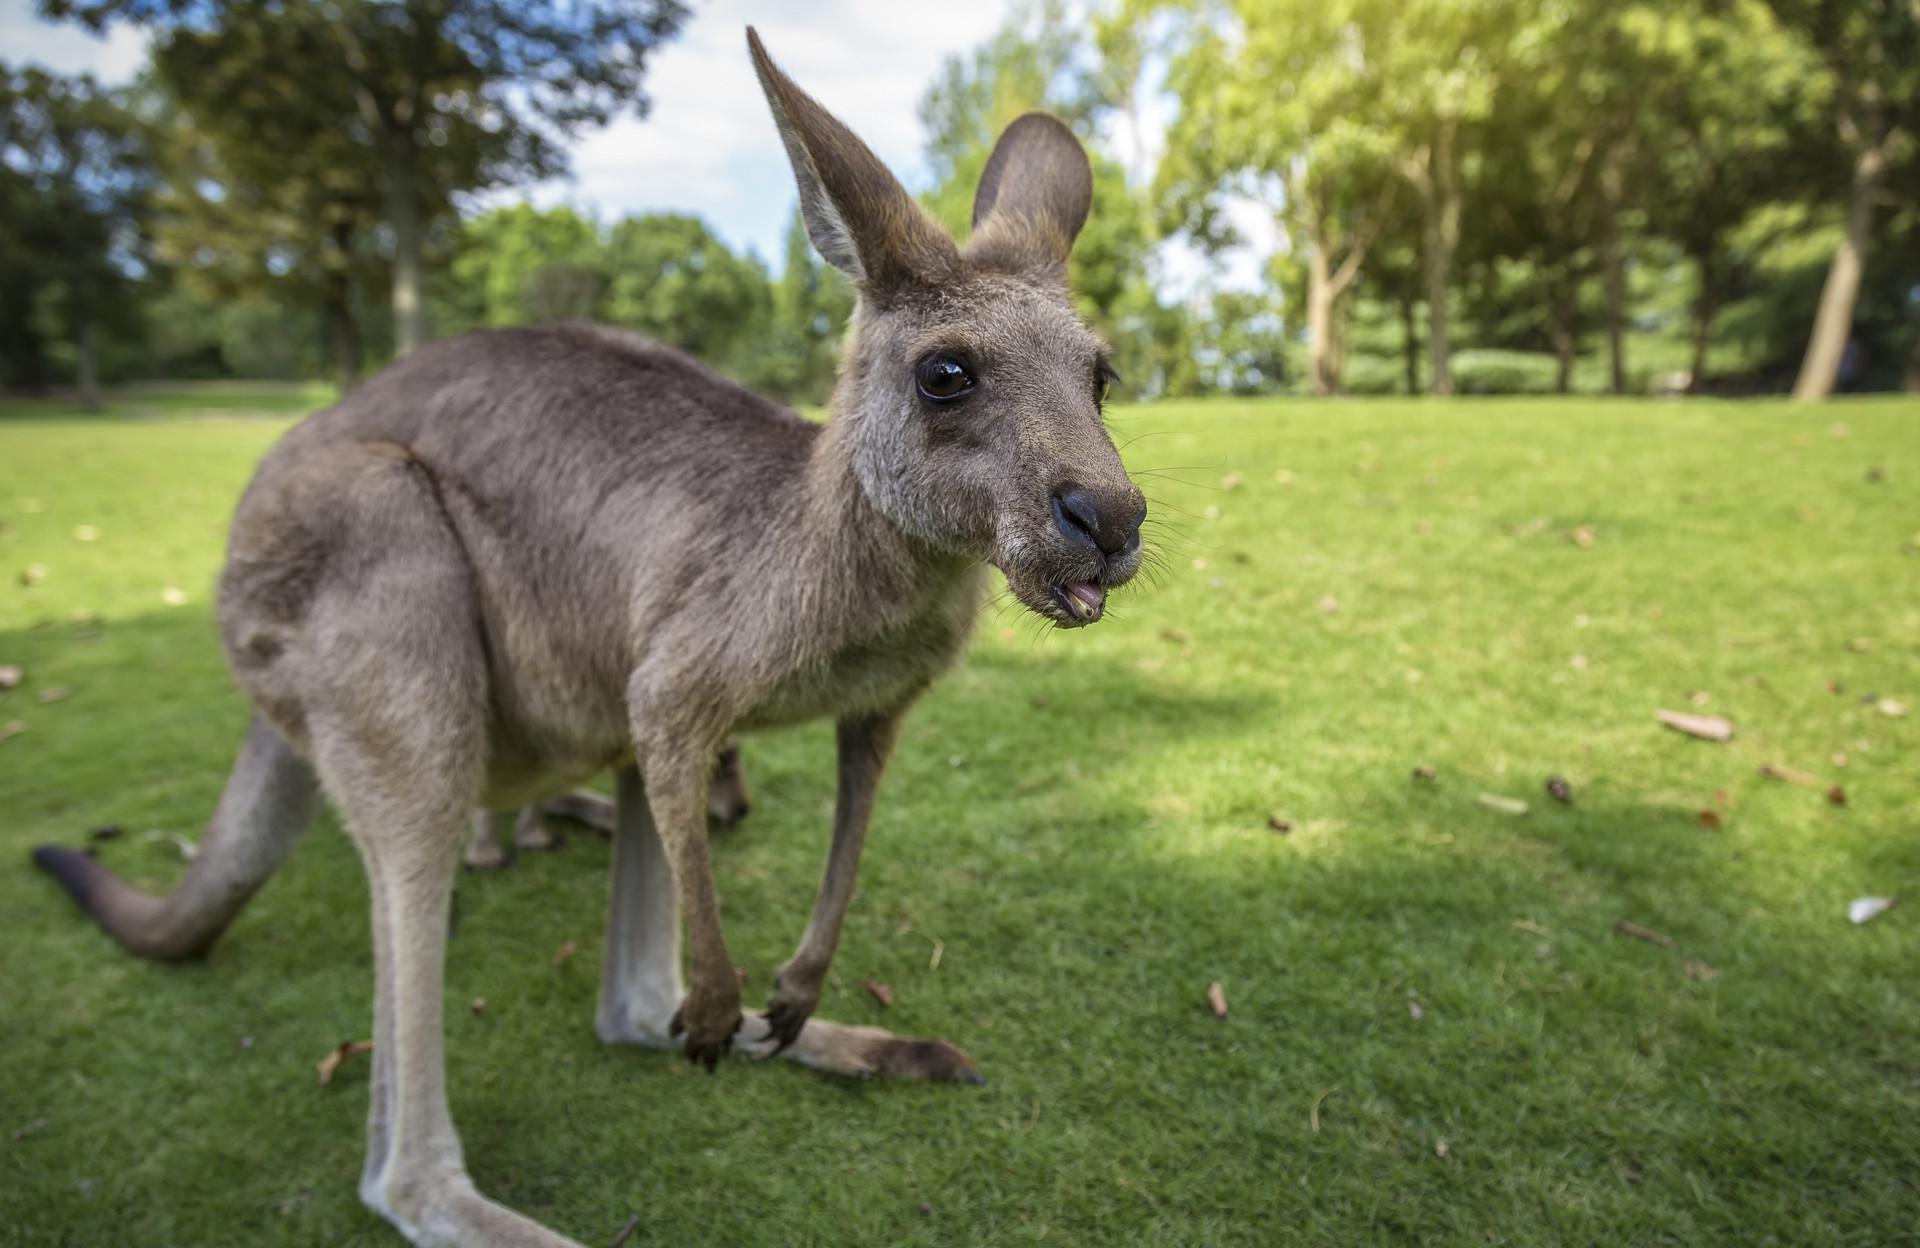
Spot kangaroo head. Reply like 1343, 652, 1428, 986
748, 29, 1146, 628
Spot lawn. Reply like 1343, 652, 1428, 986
1, 386, 1916, 1246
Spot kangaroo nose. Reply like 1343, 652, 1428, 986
1052, 486, 1145, 557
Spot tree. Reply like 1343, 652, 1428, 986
1761, 0, 1919, 399
602, 213, 769, 367
147, 18, 389, 390
761, 204, 854, 404
1625, 1, 1822, 394
1158, 0, 1400, 395
448, 204, 605, 328
0, 64, 155, 407
48, 0, 690, 356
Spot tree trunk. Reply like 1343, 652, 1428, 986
1687, 252, 1717, 396
74, 298, 100, 413
1793, 141, 1884, 400
1905, 306, 1920, 393
1600, 148, 1628, 395
383, 132, 429, 357
325, 213, 362, 392
1306, 245, 1336, 397
1550, 277, 1576, 395
1419, 119, 1460, 397
1400, 293, 1420, 395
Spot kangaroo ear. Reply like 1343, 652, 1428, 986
967, 113, 1093, 280
747, 28, 956, 295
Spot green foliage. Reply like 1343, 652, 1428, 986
5, 393, 1919, 1242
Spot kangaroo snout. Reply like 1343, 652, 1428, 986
1050, 484, 1145, 558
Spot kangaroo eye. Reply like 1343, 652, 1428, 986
915, 355, 975, 404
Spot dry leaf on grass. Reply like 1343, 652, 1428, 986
160, 586, 188, 607
1877, 698, 1908, 719
553, 939, 577, 966
89, 824, 122, 842
19, 564, 46, 587
1847, 637, 1871, 653
316, 1039, 373, 1085
1613, 920, 1673, 947
36, 687, 70, 705
1477, 793, 1529, 816
1412, 765, 1437, 781
1157, 627, 1190, 644
1570, 525, 1596, 548
1545, 776, 1573, 804
1848, 898, 1896, 925
470, 998, 487, 1016
0, 664, 21, 689
1315, 595, 1340, 614
1267, 815, 1293, 834
169, 833, 198, 861
1220, 471, 1245, 491
1407, 999, 1425, 1020
1683, 961, 1718, 981
1759, 763, 1818, 785
861, 979, 894, 1008
1206, 982, 1228, 1019
1657, 710, 1733, 742
0, 721, 22, 746
1696, 809, 1723, 830
72, 525, 98, 542
1826, 786, 1847, 806
1687, 690, 1712, 707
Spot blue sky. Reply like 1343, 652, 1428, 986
3, 0, 1275, 288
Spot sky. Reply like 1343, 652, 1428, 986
2, 0, 1275, 289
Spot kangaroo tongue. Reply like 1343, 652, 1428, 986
1063, 582, 1105, 621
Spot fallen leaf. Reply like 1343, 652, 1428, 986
861, 979, 894, 1008
1412, 765, 1437, 781
1309, 1087, 1338, 1133
1267, 815, 1293, 834
1220, 471, 1245, 491
1683, 961, 1718, 981
998, 627, 1016, 643
1848, 897, 1896, 925
1570, 525, 1595, 548
1712, 789, 1732, 807
1157, 627, 1190, 644
19, 564, 45, 587
1687, 690, 1711, 707
1613, 920, 1673, 947
1510, 918, 1552, 937
0, 664, 21, 689
89, 824, 122, 842
1569, 653, 1589, 670
1435, 1139, 1449, 1158
1206, 981, 1228, 1019
1832, 752, 1848, 768
553, 939, 577, 966
0, 721, 29, 744
1696, 809, 1722, 830
160, 585, 188, 607
1407, 999, 1425, 1020
1477, 793, 1528, 816
1847, 637, 1871, 653
1544, 776, 1573, 804
1825, 679, 1844, 695
1759, 763, 1817, 785
1826, 785, 1847, 806
470, 997, 487, 1016
1190, 557, 1209, 571
1864, 466, 1886, 483
1876, 698, 1908, 719
316, 1039, 373, 1085
72, 525, 98, 542
1657, 710, 1733, 742
170, 833, 198, 862
36, 687, 69, 705
1315, 594, 1340, 614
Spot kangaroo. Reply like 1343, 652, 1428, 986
463, 739, 749, 869
31, 29, 1145, 1248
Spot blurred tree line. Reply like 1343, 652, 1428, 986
3, 0, 1916, 406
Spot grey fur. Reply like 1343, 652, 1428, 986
31, 27, 1144, 1248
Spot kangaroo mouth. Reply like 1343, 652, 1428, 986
1050, 581, 1106, 626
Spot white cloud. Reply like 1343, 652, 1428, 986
0, 0, 149, 82
514, 0, 1012, 264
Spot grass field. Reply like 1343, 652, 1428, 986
1, 385, 1916, 1246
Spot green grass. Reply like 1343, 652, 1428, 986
2, 388, 1916, 1246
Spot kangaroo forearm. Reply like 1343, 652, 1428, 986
789, 712, 901, 978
